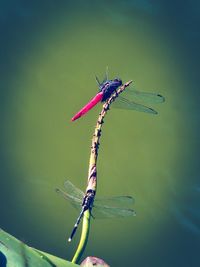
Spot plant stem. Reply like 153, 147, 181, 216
71, 80, 133, 263
71, 210, 90, 263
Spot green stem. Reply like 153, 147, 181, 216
71, 210, 90, 263
71, 80, 133, 263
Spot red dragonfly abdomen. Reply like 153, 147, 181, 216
71, 92, 103, 121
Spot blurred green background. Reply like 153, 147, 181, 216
0, 1, 200, 266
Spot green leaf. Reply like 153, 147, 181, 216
0, 228, 79, 267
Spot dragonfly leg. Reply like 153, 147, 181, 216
90, 209, 96, 219
114, 89, 118, 97
103, 105, 110, 111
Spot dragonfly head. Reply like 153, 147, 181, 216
113, 78, 122, 86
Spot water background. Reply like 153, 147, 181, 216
0, 1, 200, 266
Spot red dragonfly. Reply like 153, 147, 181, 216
71, 71, 165, 121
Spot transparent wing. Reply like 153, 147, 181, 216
92, 196, 135, 218
94, 196, 134, 208
113, 96, 158, 114
122, 87, 165, 104
92, 205, 136, 219
55, 187, 82, 211
56, 181, 136, 219
63, 180, 85, 200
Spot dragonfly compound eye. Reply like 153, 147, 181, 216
114, 78, 122, 85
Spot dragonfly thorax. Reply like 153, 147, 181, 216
82, 189, 95, 211
100, 78, 122, 102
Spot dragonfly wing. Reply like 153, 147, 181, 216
122, 87, 165, 104
92, 205, 136, 219
113, 96, 158, 114
55, 187, 82, 211
63, 180, 85, 200
94, 196, 134, 208
92, 195, 135, 219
